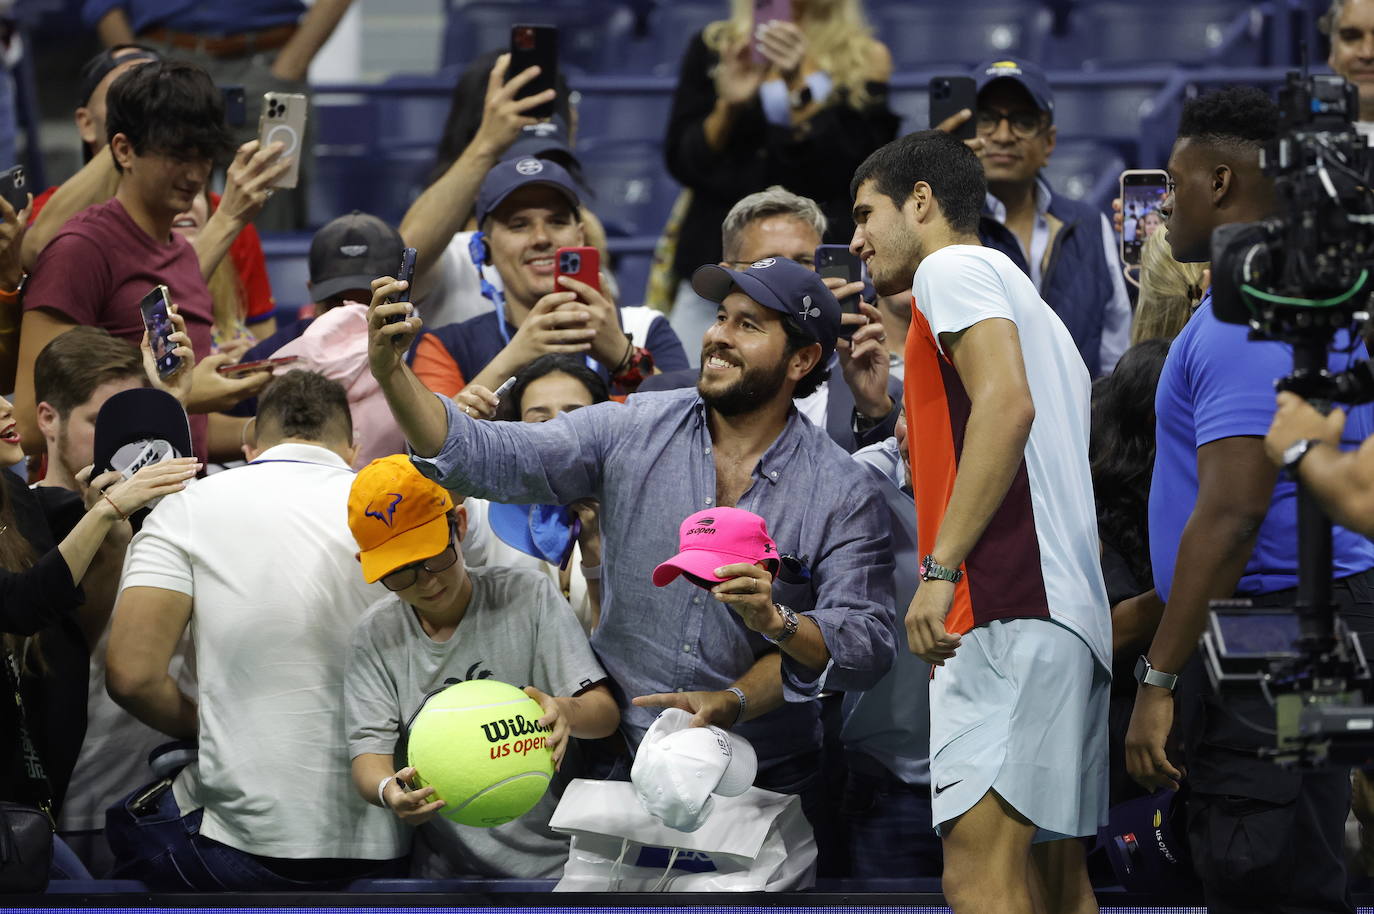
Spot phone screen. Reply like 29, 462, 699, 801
139, 285, 181, 379
1120, 171, 1169, 265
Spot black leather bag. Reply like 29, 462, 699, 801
0, 802, 51, 893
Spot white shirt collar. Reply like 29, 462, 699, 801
251, 441, 353, 471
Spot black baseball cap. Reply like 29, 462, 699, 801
309, 211, 405, 303
92, 388, 193, 479
505, 114, 577, 165
476, 156, 581, 226
974, 57, 1055, 117
691, 257, 842, 360
78, 45, 159, 109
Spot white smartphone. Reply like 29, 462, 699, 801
258, 92, 308, 189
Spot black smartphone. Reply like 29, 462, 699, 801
815, 244, 865, 339
0, 165, 27, 214
1119, 169, 1170, 266
220, 85, 246, 128
138, 284, 182, 379
384, 247, 417, 324
509, 24, 558, 120
929, 75, 978, 140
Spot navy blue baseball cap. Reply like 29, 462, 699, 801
505, 114, 577, 164
691, 257, 841, 359
1098, 789, 1198, 894
974, 57, 1054, 117
476, 156, 581, 226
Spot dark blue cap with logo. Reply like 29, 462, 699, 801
974, 57, 1054, 117
691, 257, 842, 360
476, 156, 581, 226
1097, 789, 1198, 894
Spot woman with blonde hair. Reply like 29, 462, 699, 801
1132, 225, 1209, 344
662, 0, 898, 351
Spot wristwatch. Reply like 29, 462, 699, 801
1134, 655, 1179, 693
1281, 437, 1323, 477
920, 554, 964, 584
763, 603, 800, 644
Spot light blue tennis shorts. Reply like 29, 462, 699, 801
929, 617, 1110, 843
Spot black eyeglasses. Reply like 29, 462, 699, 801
975, 108, 1048, 139
727, 255, 815, 269
381, 525, 460, 592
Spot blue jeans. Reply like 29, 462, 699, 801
841, 764, 943, 879
105, 780, 402, 891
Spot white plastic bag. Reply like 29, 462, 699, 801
549, 779, 816, 892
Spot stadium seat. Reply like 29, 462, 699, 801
607, 235, 658, 308
310, 142, 433, 231
871, 2, 1050, 70
1041, 139, 1126, 210
260, 232, 315, 313
1052, 80, 1170, 146
578, 138, 679, 237
440, 0, 632, 75
887, 81, 930, 136
634, 1, 728, 77
575, 79, 677, 145
1056, 1, 1267, 68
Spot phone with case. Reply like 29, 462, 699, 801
139, 285, 182, 380
258, 92, 308, 189
555, 246, 600, 300
509, 25, 558, 120
1118, 169, 1170, 266
0, 165, 26, 214
815, 244, 865, 339
929, 76, 979, 139
384, 247, 418, 324
751, 0, 794, 65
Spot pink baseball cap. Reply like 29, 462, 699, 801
652, 507, 780, 588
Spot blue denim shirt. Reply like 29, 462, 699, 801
412, 388, 897, 768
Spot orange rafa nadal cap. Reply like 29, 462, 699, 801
348, 455, 454, 583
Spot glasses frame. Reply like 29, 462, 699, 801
380, 522, 460, 592
974, 108, 1050, 140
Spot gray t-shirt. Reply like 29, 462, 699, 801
344, 565, 608, 878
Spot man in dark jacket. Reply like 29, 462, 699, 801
968, 58, 1130, 377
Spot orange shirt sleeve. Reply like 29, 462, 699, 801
411, 334, 465, 398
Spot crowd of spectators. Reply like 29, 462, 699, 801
6, 1, 1374, 911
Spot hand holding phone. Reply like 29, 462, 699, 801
384, 247, 418, 325
139, 285, 183, 380
0, 165, 28, 215
751, 0, 794, 66
930, 76, 979, 140
1119, 169, 1170, 266
815, 245, 866, 339
258, 92, 308, 189
554, 247, 600, 301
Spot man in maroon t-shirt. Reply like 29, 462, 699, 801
15, 60, 276, 462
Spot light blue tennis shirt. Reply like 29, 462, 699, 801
411, 387, 897, 770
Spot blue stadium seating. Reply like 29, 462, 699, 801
578, 137, 679, 237
440, 0, 634, 75
1055, 1, 1268, 69
574, 77, 678, 145
1041, 139, 1127, 209
872, 3, 1051, 70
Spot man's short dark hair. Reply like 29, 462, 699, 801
1176, 86, 1280, 151
105, 59, 234, 171
780, 318, 829, 399
850, 130, 986, 235
255, 370, 353, 445
34, 327, 145, 419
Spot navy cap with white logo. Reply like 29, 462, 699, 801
974, 57, 1055, 116
690, 257, 842, 360
308, 210, 404, 303
476, 156, 581, 227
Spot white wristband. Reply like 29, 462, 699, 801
377, 775, 396, 808
580, 563, 602, 580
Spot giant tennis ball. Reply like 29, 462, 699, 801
407, 679, 554, 827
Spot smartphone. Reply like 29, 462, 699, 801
216, 355, 300, 378
383, 247, 418, 324
258, 91, 308, 189
0, 165, 26, 214
1119, 169, 1170, 266
137, 285, 182, 380
555, 246, 600, 300
509, 25, 558, 120
752, 0, 794, 65
929, 76, 979, 140
815, 244, 865, 338
220, 85, 246, 128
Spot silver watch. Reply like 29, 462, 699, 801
1281, 437, 1322, 476
763, 603, 799, 644
1135, 655, 1179, 692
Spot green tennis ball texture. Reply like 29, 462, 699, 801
408, 679, 553, 827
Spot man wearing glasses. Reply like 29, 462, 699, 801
105, 371, 406, 889
341, 455, 616, 878
945, 58, 1131, 377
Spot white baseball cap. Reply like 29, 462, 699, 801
631, 708, 758, 832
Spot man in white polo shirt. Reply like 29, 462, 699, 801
104, 370, 404, 890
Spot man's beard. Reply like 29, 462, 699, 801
53, 423, 82, 486
696, 346, 790, 417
